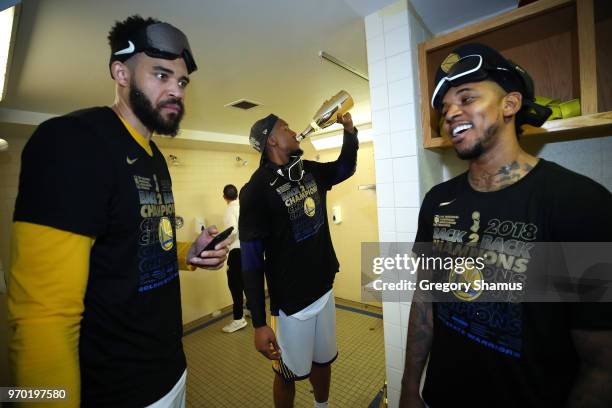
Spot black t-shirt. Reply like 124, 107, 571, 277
14, 107, 185, 407
415, 159, 612, 407
239, 160, 343, 316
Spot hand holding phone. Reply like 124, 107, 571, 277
202, 226, 234, 251
186, 226, 233, 270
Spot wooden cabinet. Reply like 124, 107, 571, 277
418, 0, 612, 149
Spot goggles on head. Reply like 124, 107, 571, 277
112, 22, 197, 74
431, 54, 509, 110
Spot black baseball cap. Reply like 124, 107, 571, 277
249, 114, 279, 155
110, 22, 197, 74
432, 43, 550, 127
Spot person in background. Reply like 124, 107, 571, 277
221, 183, 250, 333
8, 15, 230, 407
400, 43, 612, 408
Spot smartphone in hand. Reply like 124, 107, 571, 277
202, 226, 234, 251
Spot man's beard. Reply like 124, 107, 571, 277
456, 142, 483, 160
129, 81, 184, 136
455, 123, 498, 160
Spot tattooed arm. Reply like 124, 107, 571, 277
399, 279, 433, 408
400, 193, 437, 407
566, 330, 612, 407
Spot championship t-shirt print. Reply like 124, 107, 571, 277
134, 173, 178, 292
275, 173, 324, 243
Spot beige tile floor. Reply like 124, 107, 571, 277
182, 300, 385, 407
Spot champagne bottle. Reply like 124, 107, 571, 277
296, 90, 354, 141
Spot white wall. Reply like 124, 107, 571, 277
365, 1, 427, 405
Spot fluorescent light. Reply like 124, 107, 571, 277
310, 127, 374, 151
0, 3, 19, 102
311, 134, 345, 150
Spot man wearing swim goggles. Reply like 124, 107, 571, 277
10, 15, 231, 408
109, 20, 198, 75
431, 48, 551, 158
400, 43, 612, 408
108, 17, 198, 137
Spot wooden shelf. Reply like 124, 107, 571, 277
418, 0, 612, 149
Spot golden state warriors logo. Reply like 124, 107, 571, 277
449, 264, 483, 301
440, 52, 460, 73
304, 197, 316, 217
158, 217, 174, 251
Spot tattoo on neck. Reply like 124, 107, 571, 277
498, 161, 520, 176
469, 170, 495, 189
469, 160, 532, 192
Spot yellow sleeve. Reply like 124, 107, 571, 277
176, 241, 196, 271
8, 222, 92, 408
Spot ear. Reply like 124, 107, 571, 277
502, 91, 522, 117
267, 134, 278, 148
110, 61, 130, 87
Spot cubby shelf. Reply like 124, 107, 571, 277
418, 0, 612, 149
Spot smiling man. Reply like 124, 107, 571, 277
400, 44, 612, 407
8, 15, 230, 407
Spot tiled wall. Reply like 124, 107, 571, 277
367, 1, 423, 245
365, 1, 427, 406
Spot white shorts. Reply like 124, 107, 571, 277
146, 369, 186, 408
271, 291, 338, 382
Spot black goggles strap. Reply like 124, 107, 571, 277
109, 23, 197, 74
432, 55, 511, 109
